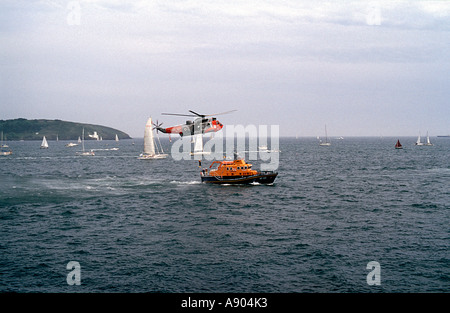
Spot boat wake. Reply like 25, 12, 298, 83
91, 148, 119, 151
170, 180, 201, 185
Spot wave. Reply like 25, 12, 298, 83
170, 180, 201, 185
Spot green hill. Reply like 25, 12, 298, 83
0, 118, 132, 141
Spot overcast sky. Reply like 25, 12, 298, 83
1, 0, 449, 137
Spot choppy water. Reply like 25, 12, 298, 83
0, 137, 448, 292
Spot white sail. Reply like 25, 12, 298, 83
193, 134, 203, 153
1, 131, 12, 155
425, 131, 433, 146
41, 136, 49, 148
416, 134, 423, 145
143, 117, 156, 155
138, 117, 168, 159
319, 125, 331, 146
1, 131, 8, 148
77, 128, 95, 156
115, 134, 119, 141
190, 132, 211, 156
415, 132, 429, 146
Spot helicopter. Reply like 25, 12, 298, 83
153, 110, 236, 137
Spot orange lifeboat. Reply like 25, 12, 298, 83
200, 153, 278, 184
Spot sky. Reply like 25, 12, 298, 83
1, 0, 449, 138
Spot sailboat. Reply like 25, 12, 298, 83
1, 131, 9, 148
40, 136, 49, 149
0, 131, 12, 156
395, 139, 403, 149
415, 131, 433, 146
319, 125, 331, 146
415, 133, 424, 146
138, 117, 168, 159
76, 128, 95, 156
115, 134, 119, 142
424, 132, 433, 146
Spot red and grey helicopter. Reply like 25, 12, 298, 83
153, 110, 236, 137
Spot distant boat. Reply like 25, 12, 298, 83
395, 139, 403, 149
415, 132, 433, 146
0, 131, 12, 156
76, 128, 95, 156
415, 133, 424, 146
40, 136, 49, 149
138, 117, 168, 160
65, 142, 78, 147
115, 134, 119, 142
0, 148, 12, 155
88, 131, 100, 140
319, 125, 331, 146
424, 132, 433, 146
258, 144, 280, 153
1, 131, 9, 148
0, 149, 12, 156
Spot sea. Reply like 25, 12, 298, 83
0, 137, 448, 293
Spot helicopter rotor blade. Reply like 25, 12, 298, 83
203, 109, 237, 117
161, 109, 237, 118
161, 113, 196, 117
188, 110, 205, 118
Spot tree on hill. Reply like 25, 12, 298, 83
0, 119, 132, 141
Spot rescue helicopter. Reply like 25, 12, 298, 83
153, 110, 236, 137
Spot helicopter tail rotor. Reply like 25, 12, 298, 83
152, 120, 163, 133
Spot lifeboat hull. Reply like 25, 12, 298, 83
201, 171, 278, 185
